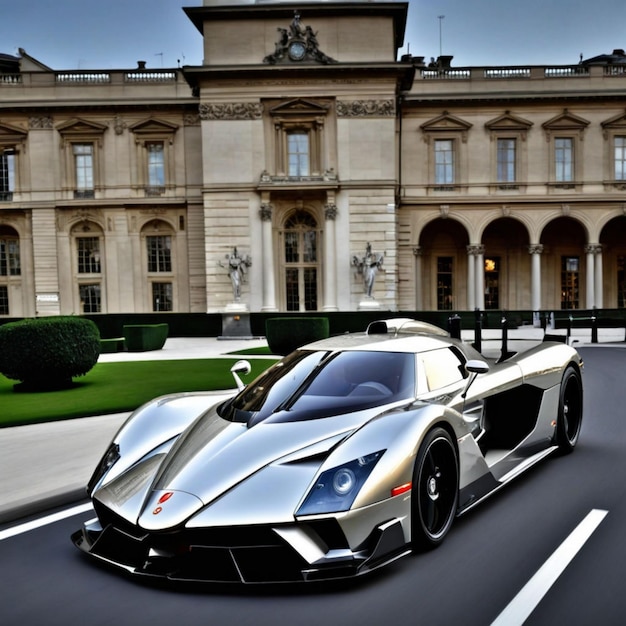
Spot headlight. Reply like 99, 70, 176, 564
87, 442, 120, 494
296, 451, 384, 516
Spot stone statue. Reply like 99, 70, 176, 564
353, 243, 384, 298
219, 247, 251, 301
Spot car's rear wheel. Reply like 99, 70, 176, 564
555, 366, 583, 454
411, 427, 459, 550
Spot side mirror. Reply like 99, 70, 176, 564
230, 360, 251, 391
462, 360, 489, 398
466, 359, 489, 375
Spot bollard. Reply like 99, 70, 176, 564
473, 308, 482, 354
448, 314, 461, 340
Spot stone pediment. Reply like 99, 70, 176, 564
601, 110, 626, 131
543, 109, 590, 137
0, 121, 27, 144
129, 118, 179, 134
269, 98, 329, 118
56, 118, 108, 136
485, 111, 533, 132
421, 111, 472, 135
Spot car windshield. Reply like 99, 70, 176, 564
219, 350, 416, 424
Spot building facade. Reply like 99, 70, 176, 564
1, 0, 626, 318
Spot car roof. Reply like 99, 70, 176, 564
301, 319, 456, 354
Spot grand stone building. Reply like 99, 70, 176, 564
2, 0, 626, 318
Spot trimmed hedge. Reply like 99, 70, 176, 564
123, 323, 169, 352
265, 317, 329, 355
0, 316, 100, 390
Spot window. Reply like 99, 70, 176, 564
0, 285, 7, 315
152, 282, 172, 311
0, 150, 15, 201
497, 138, 516, 183
615, 137, 626, 180
147, 235, 172, 272
484, 257, 500, 310
434, 139, 455, 185
555, 138, 574, 182
79, 284, 101, 313
420, 348, 466, 391
73, 143, 94, 198
287, 132, 310, 176
146, 141, 165, 189
77, 237, 101, 274
437, 256, 453, 310
561, 256, 579, 309
129, 118, 178, 195
269, 99, 329, 179
0, 229, 20, 276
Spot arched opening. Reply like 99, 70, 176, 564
0, 225, 20, 315
280, 209, 320, 311
482, 218, 530, 310
71, 221, 104, 313
600, 215, 626, 308
418, 219, 469, 310
540, 217, 587, 310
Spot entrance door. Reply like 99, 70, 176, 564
282, 210, 319, 311
561, 256, 579, 309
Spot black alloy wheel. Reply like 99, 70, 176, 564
412, 426, 459, 550
555, 366, 583, 454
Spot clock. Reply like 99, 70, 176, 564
288, 40, 307, 61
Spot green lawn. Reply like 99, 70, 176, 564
0, 356, 277, 428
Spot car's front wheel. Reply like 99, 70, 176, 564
411, 427, 459, 550
555, 365, 583, 454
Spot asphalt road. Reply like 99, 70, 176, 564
1, 345, 625, 626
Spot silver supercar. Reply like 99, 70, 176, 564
72, 319, 583, 584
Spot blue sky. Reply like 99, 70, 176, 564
1, 0, 625, 69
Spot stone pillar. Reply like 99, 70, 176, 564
259, 202, 277, 312
413, 246, 423, 311
594, 245, 604, 309
585, 244, 596, 309
467, 245, 485, 310
323, 203, 338, 311
466, 245, 476, 311
475, 245, 485, 311
529, 244, 543, 312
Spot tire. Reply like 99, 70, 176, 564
412, 427, 459, 550
555, 366, 583, 454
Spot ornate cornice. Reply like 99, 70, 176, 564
336, 100, 395, 117
199, 103, 263, 121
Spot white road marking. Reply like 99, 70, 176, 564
491, 508, 608, 626
0, 502, 93, 541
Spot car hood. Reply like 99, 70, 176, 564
94, 408, 374, 531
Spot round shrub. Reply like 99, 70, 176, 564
0, 316, 101, 390
265, 317, 329, 356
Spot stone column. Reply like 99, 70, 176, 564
585, 244, 596, 309
529, 244, 544, 312
413, 246, 423, 311
475, 245, 485, 311
259, 202, 277, 311
594, 245, 604, 309
466, 246, 475, 311
323, 203, 338, 311
467, 245, 484, 310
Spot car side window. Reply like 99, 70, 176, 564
419, 347, 466, 391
